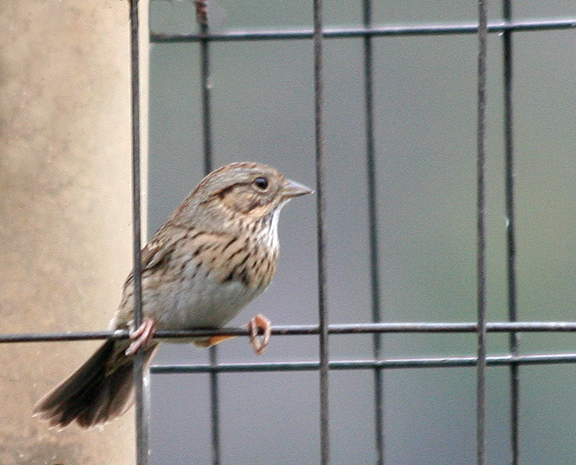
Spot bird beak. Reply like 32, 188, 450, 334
283, 179, 314, 198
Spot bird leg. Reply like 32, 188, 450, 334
195, 334, 237, 348
126, 317, 158, 356
248, 313, 271, 355
195, 314, 272, 355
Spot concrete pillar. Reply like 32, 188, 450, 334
0, 1, 147, 463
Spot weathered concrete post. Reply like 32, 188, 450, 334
0, 1, 148, 463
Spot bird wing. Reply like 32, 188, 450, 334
123, 226, 189, 285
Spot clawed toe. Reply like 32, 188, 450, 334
248, 314, 271, 355
126, 318, 157, 356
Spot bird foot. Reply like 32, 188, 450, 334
126, 318, 157, 356
196, 314, 271, 355
248, 314, 271, 355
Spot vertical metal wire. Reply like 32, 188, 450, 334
195, 3, 219, 463
362, 1, 384, 464
208, 346, 221, 465
312, 0, 329, 463
502, 2, 520, 464
198, 15, 214, 174
475, 1, 488, 464
130, 1, 149, 464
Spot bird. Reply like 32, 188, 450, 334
33, 161, 312, 429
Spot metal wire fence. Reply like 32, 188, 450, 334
2, 1, 576, 465
145, 2, 576, 464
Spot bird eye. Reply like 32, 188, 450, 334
252, 176, 269, 191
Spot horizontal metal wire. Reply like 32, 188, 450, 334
151, 352, 576, 375
150, 18, 576, 43
5, 321, 576, 343
143, 6, 576, 465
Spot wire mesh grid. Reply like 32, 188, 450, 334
148, 2, 576, 464
2, 1, 576, 465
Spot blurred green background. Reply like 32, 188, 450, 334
148, 1, 576, 463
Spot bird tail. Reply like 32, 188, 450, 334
33, 339, 157, 428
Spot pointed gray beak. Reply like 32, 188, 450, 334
283, 179, 314, 198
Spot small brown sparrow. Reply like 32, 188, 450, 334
34, 162, 312, 428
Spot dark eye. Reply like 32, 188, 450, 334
252, 176, 269, 191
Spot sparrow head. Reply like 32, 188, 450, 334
172, 162, 312, 230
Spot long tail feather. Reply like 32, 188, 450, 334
34, 339, 156, 428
